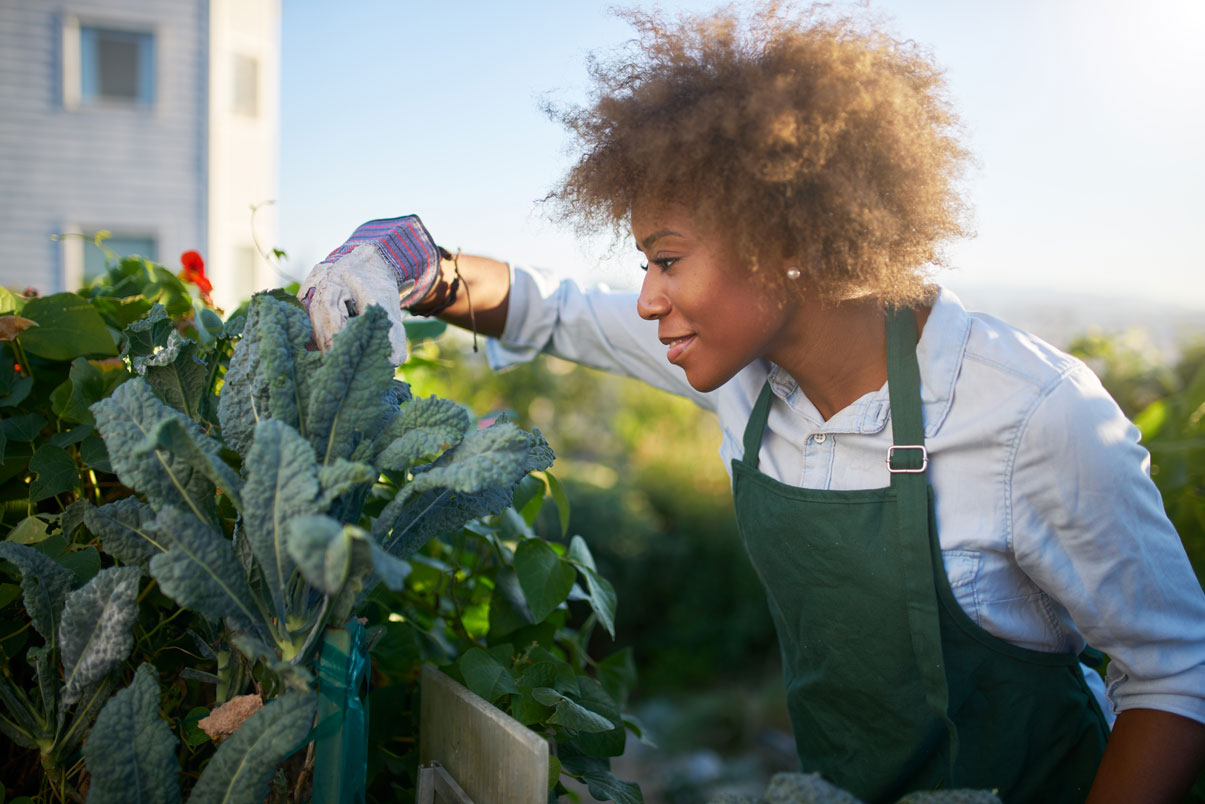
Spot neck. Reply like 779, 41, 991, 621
767, 296, 930, 421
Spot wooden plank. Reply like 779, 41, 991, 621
417, 763, 476, 804
420, 664, 549, 803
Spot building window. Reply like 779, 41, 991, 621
78, 25, 155, 105
232, 54, 259, 117
84, 234, 157, 282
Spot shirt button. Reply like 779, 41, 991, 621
813, 433, 827, 443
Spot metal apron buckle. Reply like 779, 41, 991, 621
887, 444, 928, 473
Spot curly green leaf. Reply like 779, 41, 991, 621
0, 541, 76, 646
243, 420, 320, 617
305, 305, 394, 466
376, 395, 470, 471
142, 333, 209, 421
84, 664, 182, 804
148, 508, 262, 629
85, 498, 165, 569
92, 379, 218, 523
60, 566, 141, 704
217, 296, 271, 455
186, 691, 317, 804
317, 459, 376, 509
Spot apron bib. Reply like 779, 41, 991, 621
731, 307, 1109, 803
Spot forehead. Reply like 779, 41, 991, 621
630, 202, 698, 246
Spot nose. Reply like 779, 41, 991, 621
636, 269, 669, 320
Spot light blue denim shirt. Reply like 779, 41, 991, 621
487, 264, 1205, 727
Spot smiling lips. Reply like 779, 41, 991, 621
662, 333, 696, 364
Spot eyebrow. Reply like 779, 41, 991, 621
638, 229, 683, 250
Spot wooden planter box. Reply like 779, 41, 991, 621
419, 665, 550, 803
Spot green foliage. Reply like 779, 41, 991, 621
0, 543, 141, 779
1, 257, 234, 538
87, 294, 556, 694
404, 341, 776, 692
59, 566, 140, 704
2, 261, 639, 802
83, 664, 182, 804
515, 539, 578, 622
17, 294, 117, 362
185, 692, 318, 804
1070, 334, 1205, 582
360, 483, 644, 802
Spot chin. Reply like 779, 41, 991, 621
684, 370, 731, 394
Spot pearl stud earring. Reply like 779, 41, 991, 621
785, 267, 801, 280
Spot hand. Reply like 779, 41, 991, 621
298, 215, 443, 365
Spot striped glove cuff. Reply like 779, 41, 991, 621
321, 215, 442, 308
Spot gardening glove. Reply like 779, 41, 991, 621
299, 215, 443, 365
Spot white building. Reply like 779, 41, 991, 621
0, 0, 280, 311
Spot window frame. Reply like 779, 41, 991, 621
62, 14, 159, 111
60, 226, 160, 290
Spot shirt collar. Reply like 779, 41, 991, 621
765, 285, 972, 436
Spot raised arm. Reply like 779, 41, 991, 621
299, 215, 511, 363
407, 251, 511, 339
298, 215, 713, 409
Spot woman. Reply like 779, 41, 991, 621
300, 5, 1205, 802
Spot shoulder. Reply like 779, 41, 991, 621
932, 289, 1119, 431
956, 302, 1085, 395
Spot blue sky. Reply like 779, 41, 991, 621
278, 0, 1205, 310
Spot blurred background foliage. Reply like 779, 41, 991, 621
1069, 330, 1205, 582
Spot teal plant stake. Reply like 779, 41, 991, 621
313, 618, 370, 803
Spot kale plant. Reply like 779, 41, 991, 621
77, 293, 554, 801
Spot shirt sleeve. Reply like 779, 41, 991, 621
486, 263, 717, 411
1010, 362, 1205, 725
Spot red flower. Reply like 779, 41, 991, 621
180, 250, 213, 304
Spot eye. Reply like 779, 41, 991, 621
651, 257, 678, 272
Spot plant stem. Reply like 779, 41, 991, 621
11, 338, 34, 383
291, 595, 330, 667
292, 740, 316, 803
0, 620, 31, 643
87, 468, 101, 504
136, 578, 158, 604
136, 605, 186, 646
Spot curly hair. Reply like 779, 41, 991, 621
545, 3, 972, 305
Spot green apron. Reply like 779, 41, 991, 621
731, 307, 1109, 803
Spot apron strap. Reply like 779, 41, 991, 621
741, 379, 776, 470
885, 305, 960, 773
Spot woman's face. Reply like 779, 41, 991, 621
633, 203, 796, 392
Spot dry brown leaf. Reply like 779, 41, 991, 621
197, 693, 264, 739
0, 316, 37, 341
